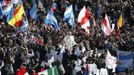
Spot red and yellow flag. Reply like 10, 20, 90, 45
8, 4, 25, 27
118, 14, 123, 28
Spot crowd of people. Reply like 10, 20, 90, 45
0, 0, 134, 75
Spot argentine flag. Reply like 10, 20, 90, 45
64, 5, 75, 26
29, 3, 38, 19
44, 11, 59, 29
1, 4, 13, 15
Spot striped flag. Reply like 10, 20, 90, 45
8, 4, 25, 27
78, 6, 90, 34
1, 3, 13, 15
101, 14, 111, 36
64, 5, 75, 26
45, 11, 59, 29
116, 51, 133, 72
29, 1, 38, 19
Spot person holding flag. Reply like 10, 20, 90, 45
64, 4, 75, 27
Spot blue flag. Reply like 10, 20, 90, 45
64, 5, 75, 26
45, 11, 59, 29
6, 8, 13, 22
0, 6, 3, 19
29, 2, 38, 19
2, 4, 13, 15
117, 51, 133, 72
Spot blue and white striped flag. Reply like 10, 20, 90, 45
29, 2, 38, 19
44, 11, 59, 29
116, 51, 133, 72
64, 5, 75, 26
1, 4, 13, 15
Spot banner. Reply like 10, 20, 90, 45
116, 51, 133, 72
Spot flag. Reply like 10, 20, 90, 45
45, 11, 59, 29
0, 0, 11, 6
11, 0, 19, 4
0, 6, 3, 18
16, 65, 29, 75
29, 2, 38, 19
38, 66, 59, 75
118, 14, 123, 28
51, 3, 57, 13
7, 8, 13, 22
8, 4, 25, 27
101, 14, 111, 36
116, 51, 133, 72
78, 6, 90, 34
105, 50, 117, 72
64, 5, 75, 26
1, 3, 13, 15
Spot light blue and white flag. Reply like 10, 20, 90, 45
64, 5, 75, 26
1, 3, 13, 15
45, 11, 59, 29
29, 2, 38, 19
11, 0, 19, 4
116, 51, 133, 72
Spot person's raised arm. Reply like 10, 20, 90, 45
0, 60, 4, 69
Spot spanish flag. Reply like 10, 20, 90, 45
8, 4, 25, 27
118, 14, 123, 28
